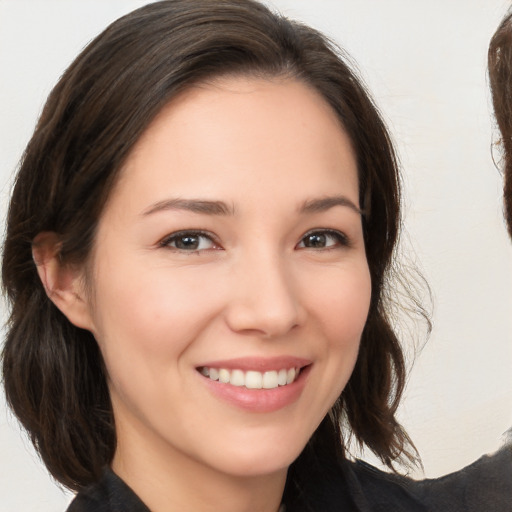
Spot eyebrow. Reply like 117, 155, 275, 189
141, 195, 362, 217
299, 196, 363, 216
142, 198, 235, 217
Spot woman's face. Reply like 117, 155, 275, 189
84, 77, 371, 480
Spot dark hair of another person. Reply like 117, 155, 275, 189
489, 11, 512, 237
2, 0, 420, 495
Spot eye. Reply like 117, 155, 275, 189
297, 229, 348, 250
160, 231, 219, 252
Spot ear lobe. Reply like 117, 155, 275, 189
32, 231, 95, 332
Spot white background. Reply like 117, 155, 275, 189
1, 1, 511, 510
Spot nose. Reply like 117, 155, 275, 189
224, 250, 304, 338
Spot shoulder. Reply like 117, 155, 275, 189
290, 454, 427, 511
66, 469, 150, 512
412, 445, 512, 512
341, 459, 429, 512
331, 446, 512, 512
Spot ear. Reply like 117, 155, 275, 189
32, 231, 95, 332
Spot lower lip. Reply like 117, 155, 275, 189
199, 366, 311, 413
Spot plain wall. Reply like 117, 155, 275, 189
1, 0, 511, 510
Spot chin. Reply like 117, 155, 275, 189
204, 431, 310, 478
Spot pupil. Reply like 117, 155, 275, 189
307, 233, 326, 247
176, 235, 199, 250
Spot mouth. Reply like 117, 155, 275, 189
197, 366, 303, 389
196, 357, 312, 412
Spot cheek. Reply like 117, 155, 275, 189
89, 265, 221, 375
297, 261, 371, 423
309, 262, 372, 346
88, 269, 222, 421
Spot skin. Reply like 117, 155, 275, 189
36, 77, 372, 512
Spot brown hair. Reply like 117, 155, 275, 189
489, 11, 512, 236
2, 0, 419, 493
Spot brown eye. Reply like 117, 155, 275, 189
297, 230, 347, 249
175, 234, 201, 250
303, 233, 327, 248
161, 231, 217, 251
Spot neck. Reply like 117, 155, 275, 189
112, 420, 287, 512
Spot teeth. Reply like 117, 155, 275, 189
230, 369, 245, 387
262, 371, 278, 389
219, 368, 230, 383
200, 366, 301, 389
246, 371, 263, 389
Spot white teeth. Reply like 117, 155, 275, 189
219, 368, 230, 383
277, 368, 287, 386
230, 369, 245, 387
200, 366, 301, 389
262, 371, 278, 389
245, 371, 263, 389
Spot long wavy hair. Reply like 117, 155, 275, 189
2, 0, 423, 495
489, 10, 512, 236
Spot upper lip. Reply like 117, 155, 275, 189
196, 356, 312, 372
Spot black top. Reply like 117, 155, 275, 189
66, 446, 512, 512
67, 469, 150, 512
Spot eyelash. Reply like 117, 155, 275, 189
158, 228, 349, 253
296, 229, 350, 250
159, 230, 220, 253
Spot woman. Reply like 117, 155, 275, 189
0, 0, 462, 510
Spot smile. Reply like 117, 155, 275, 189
199, 367, 300, 389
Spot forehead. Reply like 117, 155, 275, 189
108, 76, 359, 214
